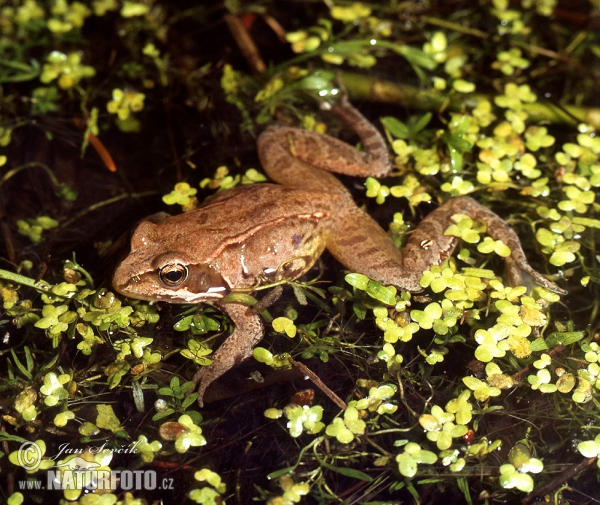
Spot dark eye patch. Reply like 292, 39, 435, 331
187, 265, 229, 296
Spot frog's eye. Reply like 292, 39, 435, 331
158, 264, 189, 287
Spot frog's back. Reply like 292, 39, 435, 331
172, 184, 330, 238
158, 184, 340, 288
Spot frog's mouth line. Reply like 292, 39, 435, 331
114, 280, 227, 303
156, 285, 228, 303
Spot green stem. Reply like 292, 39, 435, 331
1, 162, 60, 189
58, 191, 158, 229
339, 71, 600, 128
0, 268, 50, 292
219, 292, 258, 306
421, 15, 490, 38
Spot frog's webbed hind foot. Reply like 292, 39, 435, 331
407, 197, 567, 295
193, 302, 264, 407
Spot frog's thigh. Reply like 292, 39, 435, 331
400, 206, 462, 280
194, 302, 263, 407
326, 208, 425, 292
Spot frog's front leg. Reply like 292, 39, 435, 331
193, 302, 264, 407
326, 196, 565, 294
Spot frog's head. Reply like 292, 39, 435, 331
112, 220, 229, 303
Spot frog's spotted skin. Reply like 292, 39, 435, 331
113, 99, 564, 407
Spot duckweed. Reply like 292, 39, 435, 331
2, 0, 599, 502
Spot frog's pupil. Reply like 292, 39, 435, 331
160, 264, 188, 286
165, 270, 182, 282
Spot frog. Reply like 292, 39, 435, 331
112, 97, 565, 407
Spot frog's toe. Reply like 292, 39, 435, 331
192, 368, 209, 408
505, 257, 567, 295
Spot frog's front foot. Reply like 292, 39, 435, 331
192, 335, 256, 408
192, 302, 264, 407
192, 366, 218, 409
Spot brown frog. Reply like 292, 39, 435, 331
112, 98, 565, 407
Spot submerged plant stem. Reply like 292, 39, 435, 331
339, 71, 600, 128
58, 191, 158, 229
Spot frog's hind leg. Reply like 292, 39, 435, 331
325, 207, 433, 292
257, 130, 352, 196
403, 197, 566, 294
257, 100, 391, 196
444, 197, 566, 293
326, 197, 566, 295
